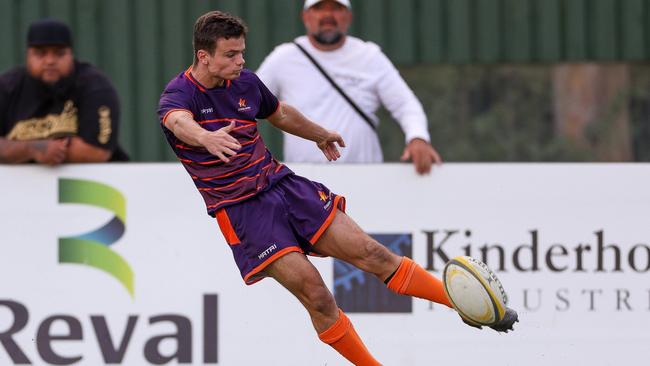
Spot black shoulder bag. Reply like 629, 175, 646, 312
293, 41, 376, 131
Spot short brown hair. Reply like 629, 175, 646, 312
193, 11, 248, 64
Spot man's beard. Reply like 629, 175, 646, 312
29, 71, 74, 96
313, 30, 344, 45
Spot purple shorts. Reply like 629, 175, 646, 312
215, 174, 346, 285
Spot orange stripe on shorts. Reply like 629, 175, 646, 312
215, 208, 240, 245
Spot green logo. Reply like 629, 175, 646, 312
58, 178, 134, 297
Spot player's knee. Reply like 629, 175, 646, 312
304, 285, 336, 315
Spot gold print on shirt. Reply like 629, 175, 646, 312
7, 100, 78, 140
98, 106, 112, 144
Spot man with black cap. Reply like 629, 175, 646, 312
0, 18, 128, 164
258, 0, 440, 174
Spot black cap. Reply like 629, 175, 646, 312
27, 19, 72, 47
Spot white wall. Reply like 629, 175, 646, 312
0, 163, 648, 366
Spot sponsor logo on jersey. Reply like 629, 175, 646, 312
237, 98, 251, 112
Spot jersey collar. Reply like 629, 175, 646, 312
184, 67, 231, 93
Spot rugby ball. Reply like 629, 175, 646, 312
442, 256, 508, 326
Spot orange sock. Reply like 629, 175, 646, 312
318, 309, 381, 366
386, 256, 452, 308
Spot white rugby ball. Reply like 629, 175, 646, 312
442, 256, 508, 326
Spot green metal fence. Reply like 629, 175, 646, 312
1, 0, 649, 161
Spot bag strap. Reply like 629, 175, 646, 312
293, 41, 376, 131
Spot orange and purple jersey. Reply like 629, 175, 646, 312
158, 68, 292, 216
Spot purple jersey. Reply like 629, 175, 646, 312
158, 68, 292, 216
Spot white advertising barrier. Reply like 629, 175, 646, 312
0, 163, 649, 366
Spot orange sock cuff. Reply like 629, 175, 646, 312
386, 256, 452, 308
318, 309, 350, 344
386, 257, 416, 294
318, 309, 382, 366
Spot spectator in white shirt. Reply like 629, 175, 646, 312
257, 0, 441, 174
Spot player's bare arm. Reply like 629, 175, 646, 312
0, 137, 67, 165
267, 102, 345, 161
401, 138, 442, 175
164, 110, 241, 162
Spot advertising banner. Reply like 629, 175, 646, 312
0, 163, 648, 365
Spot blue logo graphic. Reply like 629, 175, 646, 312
334, 233, 412, 313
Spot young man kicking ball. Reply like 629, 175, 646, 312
158, 10, 518, 366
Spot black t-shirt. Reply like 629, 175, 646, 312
0, 60, 129, 161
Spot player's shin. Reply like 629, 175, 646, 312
385, 256, 452, 308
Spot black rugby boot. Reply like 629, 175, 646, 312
489, 307, 519, 333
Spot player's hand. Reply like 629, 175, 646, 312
32, 138, 69, 165
316, 131, 345, 161
199, 121, 241, 163
400, 138, 441, 175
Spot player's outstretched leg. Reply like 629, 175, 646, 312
314, 211, 518, 332
315, 212, 453, 309
265, 251, 382, 366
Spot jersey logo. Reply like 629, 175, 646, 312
201, 108, 213, 114
318, 191, 328, 202
237, 98, 251, 112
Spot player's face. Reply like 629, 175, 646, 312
26, 46, 74, 84
207, 36, 246, 80
302, 0, 352, 45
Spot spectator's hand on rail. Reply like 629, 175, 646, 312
401, 138, 441, 175
32, 138, 69, 166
